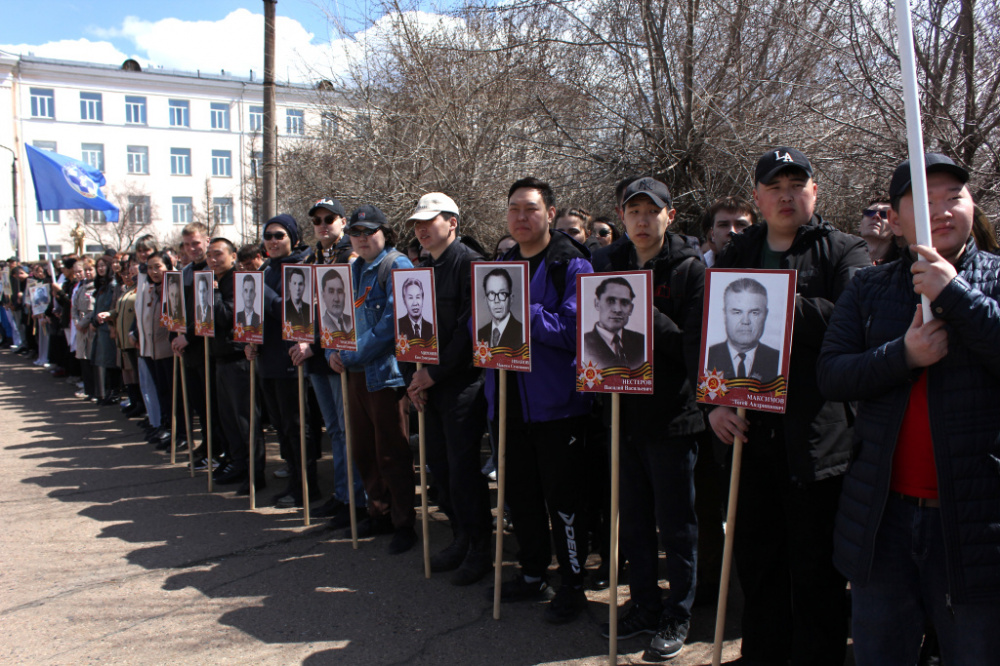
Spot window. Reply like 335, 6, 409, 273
212, 197, 234, 225
169, 99, 190, 127
172, 197, 193, 224
81, 143, 105, 172
321, 112, 338, 134
286, 109, 304, 135
210, 102, 230, 130
250, 151, 263, 177
211, 150, 232, 177
30, 88, 55, 119
83, 211, 107, 225
127, 196, 151, 225
170, 148, 191, 176
85, 243, 104, 253
80, 92, 103, 121
127, 146, 149, 175
38, 244, 63, 259
37, 209, 59, 224
125, 96, 147, 124
33, 140, 57, 152
249, 106, 263, 132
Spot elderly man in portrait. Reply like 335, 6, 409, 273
320, 269, 352, 333
397, 276, 433, 341
477, 268, 523, 349
706, 277, 779, 381
583, 276, 645, 370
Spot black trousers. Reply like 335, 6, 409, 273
619, 435, 698, 621
177, 355, 224, 453
732, 436, 848, 666
504, 416, 589, 585
259, 373, 319, 499
424, 376, 490, 540
215, 357, 263, 467
149, 356, 174, 431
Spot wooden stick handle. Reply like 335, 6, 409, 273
712, 406, 747, 666
608, 392, 621, 665
205, 343, 213, 493
170, 355, 178, 465
416, 362, 431, 578
299, 364, 310, 527
341, 371, 358, 549
248, 360, 256, 510
179, 359, 194, 477
493, 368, 508, 620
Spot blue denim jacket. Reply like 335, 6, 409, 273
327, 247, 413, 392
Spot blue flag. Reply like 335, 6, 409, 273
25, 145, 120, 222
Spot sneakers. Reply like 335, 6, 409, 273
489, 574, 553, 603
273, 463, 293, 479
544, 584, 587, 624
328, 504, 367, 531
430, 534, 470, 573
600, 604, 660, 639
312, 497, 346, 519
387, 527, 418, 555
643, 617, 689, 661
193, 457, 222, 472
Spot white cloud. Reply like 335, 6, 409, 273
1, 9, 465, 85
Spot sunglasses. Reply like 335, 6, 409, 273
346, 226, 379, 237
312, 215, 339, 226
262, 231, 286, 241
594, 228, 612, 238
862, 209, 888, 220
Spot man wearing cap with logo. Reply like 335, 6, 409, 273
305, 197, 366, 527
591, 177, 706, 660
405, 192, 493, 585
708, 148, 870, 666
819, 154, 1000, 664
327, 205, 418, 555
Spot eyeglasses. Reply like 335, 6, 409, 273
262, 231, 286, 241
312, 215, 338, 226
862, 209, 888, 220
594, 227, 612, 238
346, 226, 379, 237
486, 291, 510, 302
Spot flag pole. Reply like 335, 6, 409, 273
895, 0, 934, 322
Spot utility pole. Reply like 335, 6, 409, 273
262, 0, 278, 221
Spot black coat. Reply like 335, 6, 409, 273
715, 215, 871, 484
705, 341, 780, 382
259, 244, 313, 378
818, 240, 1000, 603
591, 232, 706, 441
583, 326, 645, 370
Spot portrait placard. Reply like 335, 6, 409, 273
697, 268, 796, 414
315, 265, 356, 351
393, 267, 438, 364
576, 271, 653, 394
471, 261, 530, 372
233, 271, 264, 344
193, 271, 215, 337
162, 271, 186, 333
282, 264, 314, 342
30, 282, 51, 316
1, 267, 11, 298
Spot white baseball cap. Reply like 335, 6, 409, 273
406, 192, 459, 224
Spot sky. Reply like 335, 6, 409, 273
0, 0, 460, 82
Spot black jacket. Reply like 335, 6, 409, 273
209, 268, 243, 360
173, 259, 208, 368
425, 238, 483, 387
591, 232, 706, 441
259, 244, 314, 379
715, 215, 870, 484
818, 240, 1000, 603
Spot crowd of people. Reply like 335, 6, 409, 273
2, 146, 998, 666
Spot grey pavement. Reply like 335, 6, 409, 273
0, 351, 743, 665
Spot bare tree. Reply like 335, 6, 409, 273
70, 180, 160, 252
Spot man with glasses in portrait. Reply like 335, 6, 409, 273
477, 268, 523, 350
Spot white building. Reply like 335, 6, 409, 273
0, 53, 343, 260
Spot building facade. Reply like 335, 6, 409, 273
0, 54, 341, 260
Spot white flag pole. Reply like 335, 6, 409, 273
895, 0, 934, 322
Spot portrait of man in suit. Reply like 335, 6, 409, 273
397, 276, 433, 341
166, 274, 183, 323
583, 276, 645, 370
195, 274, 213, 325
236, 274, 261, 330
705, 276, 780, 381
284, 266, 311, 330
320, 268, 352, 333
477, 267, 523, 349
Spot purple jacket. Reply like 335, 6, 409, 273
485, 230, 594, 423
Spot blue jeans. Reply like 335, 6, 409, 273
310, 373, 365, 506
852, 496, 1000, 666
138, 356, 161, 428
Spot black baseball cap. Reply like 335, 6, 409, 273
889, 153, 970, 200
348, 204, 388, 230
621, 177, 672, 209
308, 198, 346, 218
754, 147, 813, 185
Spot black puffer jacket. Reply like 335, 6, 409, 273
425, 238, 483, 387
818, 240, 1000, 603
591, 232, 706, 440
715, 215, 871, 484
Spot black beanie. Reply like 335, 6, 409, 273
264, 214, 300, 247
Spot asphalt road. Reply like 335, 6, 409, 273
0, 350, 744, 665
